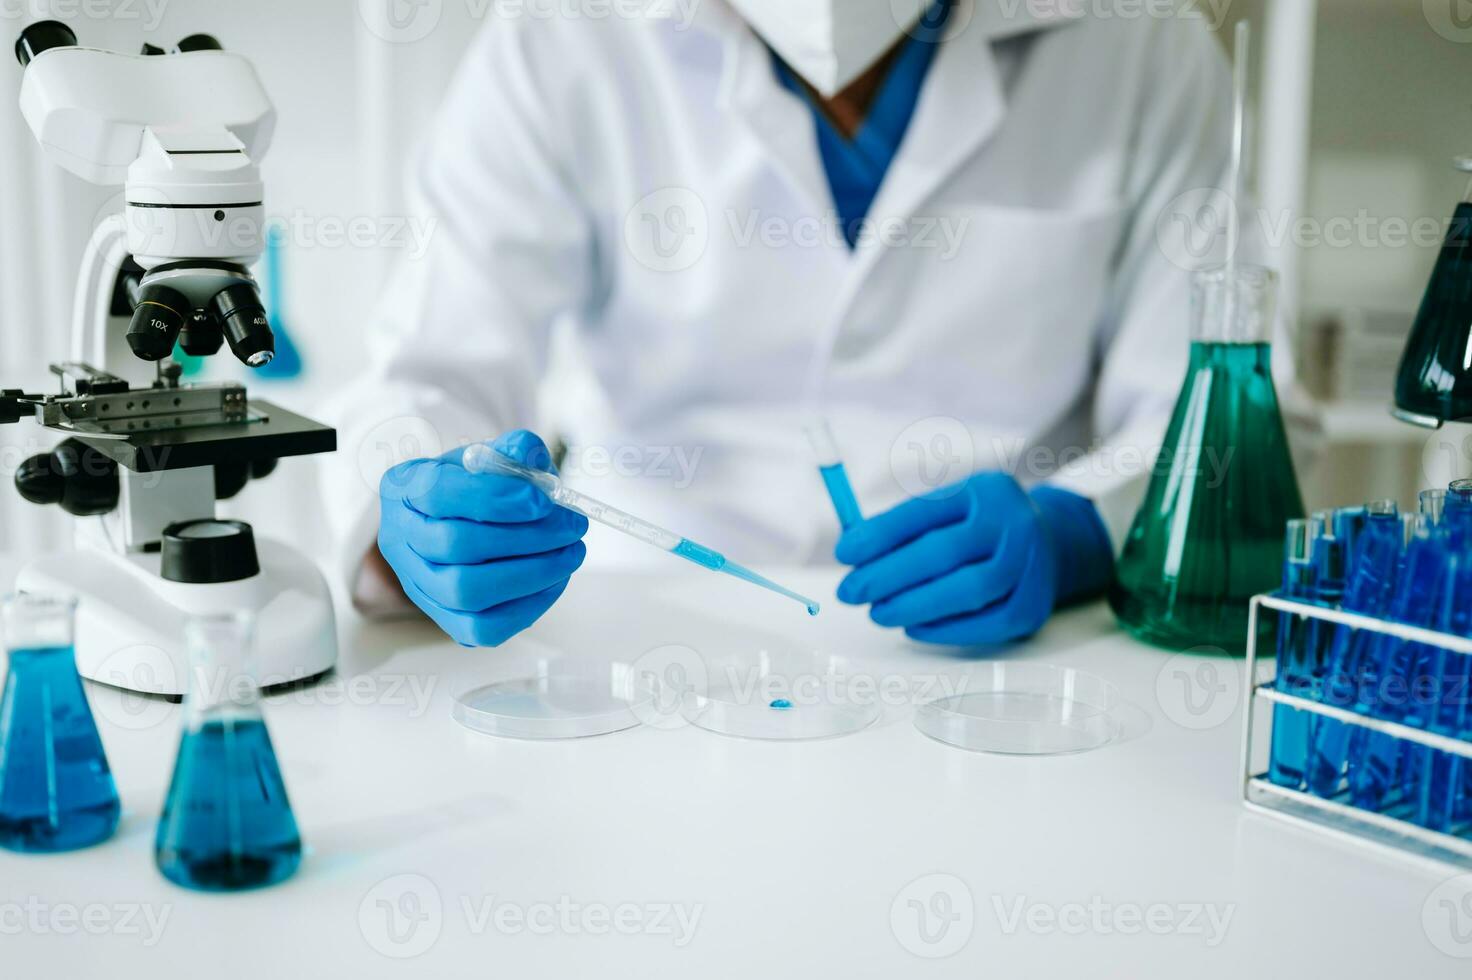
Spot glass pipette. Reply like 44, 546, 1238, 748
462, 443, 820, 616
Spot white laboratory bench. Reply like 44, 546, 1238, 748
1, 557, 1468, 980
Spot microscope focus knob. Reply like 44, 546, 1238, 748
15, 439, 119, 517
161, 519, 261, 585
14, 20, 77, 67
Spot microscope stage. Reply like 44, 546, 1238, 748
68, 399, 336, 472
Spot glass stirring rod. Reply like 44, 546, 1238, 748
462, 443, 820, 615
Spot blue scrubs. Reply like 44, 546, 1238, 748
774, 2, 951, 248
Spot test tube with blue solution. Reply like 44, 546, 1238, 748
804, 418, 862, 530
0, 594, 120, 852
155, 612, 302, 891
462, 443, 820, 615
1347, 512, 1457, 813
1411, 482, 1472, 830
1306, 501, 1404, 798
1266, 518, 1319, 788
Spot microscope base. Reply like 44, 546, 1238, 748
15, 538, 337, 696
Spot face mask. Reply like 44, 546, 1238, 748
726, 0, 931, 98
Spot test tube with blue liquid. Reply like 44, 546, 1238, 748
0, 594, 119, 852
1306, 501, 1403, 798
1347, 512, 1457, 813
155, 612, 302, 891
1266, 518, 1318, 789
804, 419, 862, 531
462, 443, 820, 616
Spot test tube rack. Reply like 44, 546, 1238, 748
1240, 593, 1472, 872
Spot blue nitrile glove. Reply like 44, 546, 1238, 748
835, 473, 1113, 646
378, 430, 589, 647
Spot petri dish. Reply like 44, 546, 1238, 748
453, 659, 655, 740
914, 663, 1120, 756
684, 650, 881, 741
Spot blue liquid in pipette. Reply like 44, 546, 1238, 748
673, 539, 820, 615
0, 646, 120, 853
155, 718, 301, 892
819, 463, 862, 530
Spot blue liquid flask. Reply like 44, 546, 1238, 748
1306, 502, 1403, 798
155, 613, 301, 891
1267, 519, 1319, 788
0, 593, 120, 852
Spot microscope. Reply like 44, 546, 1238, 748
1, 22, 337, 695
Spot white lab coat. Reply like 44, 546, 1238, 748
322, 1, 1305, 596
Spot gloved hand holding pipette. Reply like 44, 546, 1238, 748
377, 430, 589, 647
834, 474, 1114, 646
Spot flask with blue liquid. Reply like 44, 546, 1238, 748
155, 612, 302, 891
0, 593, 120, 852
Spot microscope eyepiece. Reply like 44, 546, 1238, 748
126, 283, 190, 361
15, 20, 78, 67
210, 282, 275, 368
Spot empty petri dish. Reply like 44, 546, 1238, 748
453, 659, 655, 739
684, 650, 881, 741
914, 663, 1120, 755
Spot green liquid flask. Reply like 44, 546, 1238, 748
1109, 265, 1305, 654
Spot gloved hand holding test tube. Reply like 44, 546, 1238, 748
461, 443, 820, 616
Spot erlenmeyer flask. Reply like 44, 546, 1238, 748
1109, 265, 1306, 653
1392, 160, 1472, 428
155, 612, 301, 891
0, 593, 120, 852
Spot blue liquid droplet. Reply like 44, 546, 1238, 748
769, 699, 793, 710
806, 603, 820, 617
